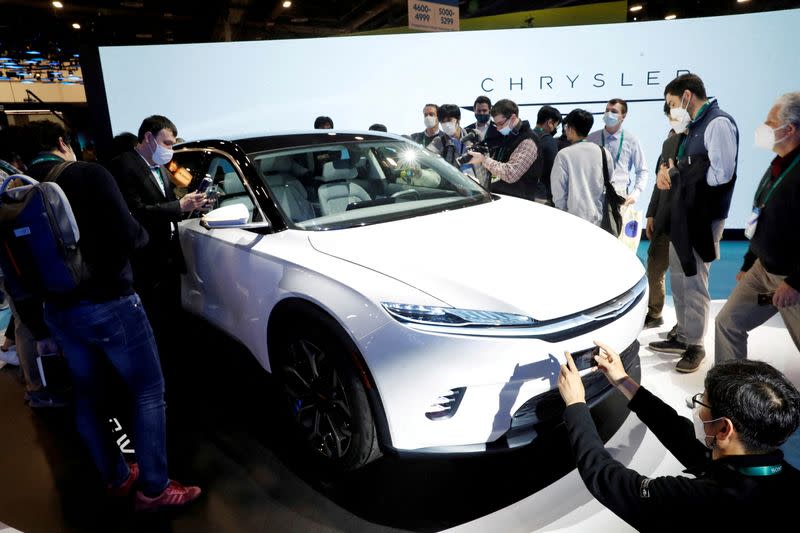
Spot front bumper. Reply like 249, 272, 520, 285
359, 285, 647, 452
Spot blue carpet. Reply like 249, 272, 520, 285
636, 240, 750, 300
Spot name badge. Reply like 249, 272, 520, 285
744, 207, 760, 240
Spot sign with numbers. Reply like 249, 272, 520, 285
408, 0, 459, 32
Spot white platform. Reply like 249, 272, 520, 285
448, 300, 800, 532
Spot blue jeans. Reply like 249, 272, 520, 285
44, 293, 168, 494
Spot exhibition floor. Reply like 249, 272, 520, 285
0, 270, 797, 531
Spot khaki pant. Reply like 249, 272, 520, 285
7, 297, 43, 392
669, 219, 726, 346
715, 259, 800, 362
646, 232, 671, 319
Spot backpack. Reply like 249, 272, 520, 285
0, 162, 89, 301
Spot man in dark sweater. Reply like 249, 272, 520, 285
16, 121, 201, 511
558, 341, 800, 530
533, 105, 561, 205
715, 92, 800, 361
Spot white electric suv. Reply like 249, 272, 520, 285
172, 131, 647, 471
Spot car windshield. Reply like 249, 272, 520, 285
248, 139, 491, 230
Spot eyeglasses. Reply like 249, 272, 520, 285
493, 116, 509, 128
686, 392, 711, 410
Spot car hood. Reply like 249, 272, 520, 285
307, 197, 645, 321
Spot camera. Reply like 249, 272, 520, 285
457, 140, 489, 165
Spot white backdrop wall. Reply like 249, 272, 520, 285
99, 9, 800, 227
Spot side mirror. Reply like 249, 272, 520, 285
200, 204, 270, 230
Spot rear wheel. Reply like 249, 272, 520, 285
273, 310, 381, 472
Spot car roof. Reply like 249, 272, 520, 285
181, 130, 414, 154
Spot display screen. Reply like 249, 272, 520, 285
98, 9, 800, 226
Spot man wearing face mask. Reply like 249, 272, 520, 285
465, 96, 498, 143
586, 98, 649, 206
410, 103, 445, 147
715, 92, 800, 362
110, 115, 206, 349
533, 105, 562, 204
426, 104, 470, 170
467, 99, 541, 200
649, 74, 739, 373
557, 341, 800, 530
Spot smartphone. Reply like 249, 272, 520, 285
197, 176, 213, 194
757, 293, 775, 306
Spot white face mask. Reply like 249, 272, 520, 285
692, 408, 725, 449
754, 123, 789, 150
602, 112, 620, 127
150, 137, 174, 166
669, 94, 693, 134
424, 115, 438, 129
441, 121, 457, 137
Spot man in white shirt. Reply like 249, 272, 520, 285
551, 109, 615, 226
586, 98, 649, 206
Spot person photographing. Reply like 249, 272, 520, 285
557, 341, 800, 530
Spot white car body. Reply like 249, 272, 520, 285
177, 137, 646, 454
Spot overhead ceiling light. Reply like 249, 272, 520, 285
665, 14, 677, 20
737, 0, 750, 3
282, 1, 292, 7
52, 1, 64, 8
72, 22, 81, 29
26, 50, 41, 55
629, 4, 643, 12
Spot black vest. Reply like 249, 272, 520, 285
490, 120, 543, 200
680, 100, 738, 220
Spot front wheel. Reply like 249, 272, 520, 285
274, 314, 381, 472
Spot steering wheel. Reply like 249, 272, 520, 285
390, 189, 420, 200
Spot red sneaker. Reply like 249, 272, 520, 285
134, 479, 201, 512
107, 463, 139, 497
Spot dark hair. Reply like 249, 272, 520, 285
473, 95, 492, 108
663, 102, 671, 116
137, 115, 177, 143
705, 360, 800, 453
369, 123, 387, 132
537, 105, 561, 126
664, 73, 707, 100
608, 98, 628, 115
491, 99, 519, 120
109, 132, 138, 160
563, 109, 594, 137
314, 116, 334, 129
27, 120, 71, 154
437, 104, 461, 122
423, 103, 438, 112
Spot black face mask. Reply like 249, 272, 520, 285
475, 113, 491, 124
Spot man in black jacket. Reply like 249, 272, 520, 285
558, 341, 800, 530
644, 103, 684, 329
16, 121, 201, 511
715, 92, 800, 361
467, 99, 542, 201
109, 115, 206, 347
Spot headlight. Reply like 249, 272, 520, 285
381, 302, 536, 327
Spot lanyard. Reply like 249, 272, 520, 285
736, 464, 783, 476
601, 129, 624, 164
676, 102, 712, 159
29, 153, 66, 166
753, 152, 800, 208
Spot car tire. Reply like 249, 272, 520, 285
272, 307, 381, 472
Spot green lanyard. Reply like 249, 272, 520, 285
676, 102, 712, 159
753, 152, 800, 208
601, 129, 624, 164
736, 464, 783, 476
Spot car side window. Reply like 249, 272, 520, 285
205, 155, 259, 223
168, 150, 207, 200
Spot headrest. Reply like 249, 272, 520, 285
320, 160, 357, 182
260, 157, 293, 175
